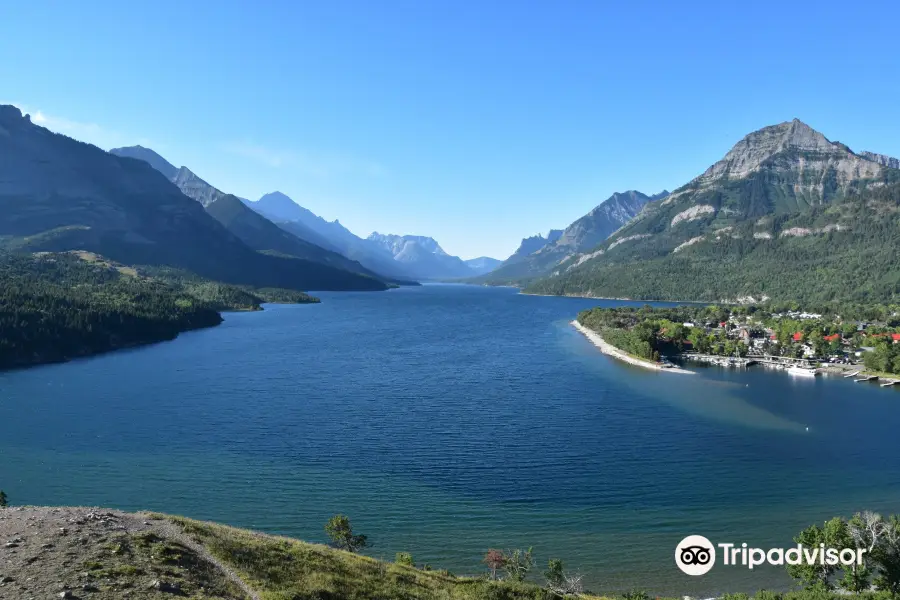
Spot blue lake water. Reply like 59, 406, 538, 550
1, 284, 899, 595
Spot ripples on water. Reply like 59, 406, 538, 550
1, 284, 899, 595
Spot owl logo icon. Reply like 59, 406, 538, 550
675, 535, 716, 575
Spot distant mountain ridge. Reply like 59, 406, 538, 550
106, 145, 178, 180
482, 190, 660, 283
464, 256, 502, 275
525, 119, 900, 303
242, 192, 418, 280
242, 193, 474, 280
109, 146, 390, 283
0, 106, 386, 291
367, 232, 474, 279
506, 230, 564, 265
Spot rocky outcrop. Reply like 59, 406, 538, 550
608, 233, 651, 249
673, 236, 704, 253
861, 151, 900, 170
171, 167, 228, 207
555, 191, 655, 250
671, 204, 715, 226
566, 248, 604, 270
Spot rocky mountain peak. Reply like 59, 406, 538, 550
0, 104, 23, 120
367, 233, 448, 257
259, 191, 293, 205
697, 119, 842, 183
110, 145, 179, 180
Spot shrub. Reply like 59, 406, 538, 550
504, 547, 535, 582
323, 515, 368, 553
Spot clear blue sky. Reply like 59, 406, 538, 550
3, 1, 899, 260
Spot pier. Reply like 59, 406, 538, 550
679, 353, 756, 367
844, 370, 861, 378
749, 354, 817, 369
855, 375, 878, 383
882, 379, 899, 387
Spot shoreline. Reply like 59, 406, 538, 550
571, 320, 695, 374
520, 290, 710, 304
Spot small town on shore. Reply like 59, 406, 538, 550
575, 304, 900, 385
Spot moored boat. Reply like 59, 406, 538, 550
788, 366, 819, 377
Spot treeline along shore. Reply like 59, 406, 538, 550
574, 302, 900, 385
571, 319, 693, 374
0, 251, 320, 371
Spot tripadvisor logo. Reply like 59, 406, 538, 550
675, 535, 867, 576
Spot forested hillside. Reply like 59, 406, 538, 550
0, 252, 318, 370
526, 121, 900, 304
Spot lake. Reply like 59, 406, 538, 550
1, 284, 899, 595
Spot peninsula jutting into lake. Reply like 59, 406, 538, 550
574, 303, 900, 387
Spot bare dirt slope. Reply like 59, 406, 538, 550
0, 506, 252, 600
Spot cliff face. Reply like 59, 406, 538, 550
554, 190, 658, 251
366, 232, 473, 279
480, 191, 656, 284
171, 166, 228, 207
861, 151, 900, 170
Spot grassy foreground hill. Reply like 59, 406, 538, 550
0, 506, 892, 600
0, 506, 597, 600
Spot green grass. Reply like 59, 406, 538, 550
169, 516, 602, 600
164, 515, 899, 600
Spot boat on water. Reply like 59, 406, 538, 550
788, 366, 820, 377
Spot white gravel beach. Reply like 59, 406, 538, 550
571, 320, 694, 374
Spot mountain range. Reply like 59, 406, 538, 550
463, 256, 503, 275
9, 101, 896, 304
482, 190, 666, 283
108, 146, 399, 284
524, 119, 900, 304
366, 233, 475, 279
111, 146, 499, 282
241, 194, 499, 280
0, 105, 386, 292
